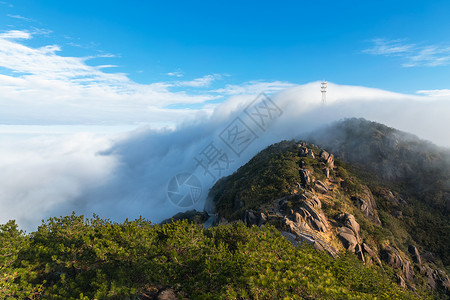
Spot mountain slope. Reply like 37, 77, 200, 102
209, 119, 450, 297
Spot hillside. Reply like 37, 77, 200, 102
209, 119, 450, 298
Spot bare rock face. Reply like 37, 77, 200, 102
314, 180, 329, 194
352, 186, 381, 225
298, 198, 329, 232
299, 169, 312, 186
425, 268, 450, 291
408, 244, 422, 265
381, 244, 415, 283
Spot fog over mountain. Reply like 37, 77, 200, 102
1, 82, 450, 231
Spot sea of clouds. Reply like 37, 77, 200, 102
1, 82, 450, 231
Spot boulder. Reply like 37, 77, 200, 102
299, 146, 313, 157
343, 213, 361, 242
294, 212, 312, 230
305, 196, 322, 209
299, 199, 329, 232
326, 154, 335, 168
402, 260, 414, 281
299, 169, 312, 186
323, 167, 330, 179
381, 245, 403, 269
337, 226, 358, 252
408, 244, 421, 265
157, 288, 177, 300
243, 210, 267, 227
319, 150, 330, 161
352, 186, 381, 225
314, 180, 329, 194
397, 275, 406, 289
362, 243, 382, 266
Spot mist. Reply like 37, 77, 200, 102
1, 82, 450, 231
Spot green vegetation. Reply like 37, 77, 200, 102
212, 141, 302, 219
1, 215, 420, 299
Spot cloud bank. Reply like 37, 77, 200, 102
1, 82, 450, 231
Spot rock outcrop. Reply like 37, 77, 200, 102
242, 210, 267, 227
351, 186, 381, 225
314, 180, 329, 194
408, 244, 421, 265
337, 213, 361, 253
299, 169, 312, 186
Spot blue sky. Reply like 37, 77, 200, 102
1, 0, 450, 99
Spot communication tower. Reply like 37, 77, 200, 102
321, 81, 327, 104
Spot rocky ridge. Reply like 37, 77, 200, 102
208, 139, 450, 296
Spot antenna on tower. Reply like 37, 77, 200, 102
321, 80, 327, 105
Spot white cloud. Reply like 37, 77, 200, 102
364, 38, 450, 67
416, 89, 450, 97
7, 14, 32, 22
175, 74, 220, 87
363, 38, 414, 55
0, 30, 302, 127
212, 80, 296, 95
0, 30, 31, 39
0, 30, 223, 125
167, 71, 183, 77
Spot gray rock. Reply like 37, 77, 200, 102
298, 146, 310, 157
408, 244, 421, 265
362, 243, 383, 266
362, 243, 377, 257
337, 226, 358, 252
323, 167, 330, 179
299, 169, 311, 186
343, 213, 361, 242
319, 150, 330, 161
355, 244, 365, 263
356, 186, 382, 225
397, 275, 406, 289
314, 180, 329, 194
381, 245, 403, 269
402, 260, 413, 281
258, 212, 267, 226
299, 199, 329, 232
326, 153, 335, 168
157, 288, 177, 300
243, 210, 267, 227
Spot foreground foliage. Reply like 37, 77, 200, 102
1, 215, 421, 299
